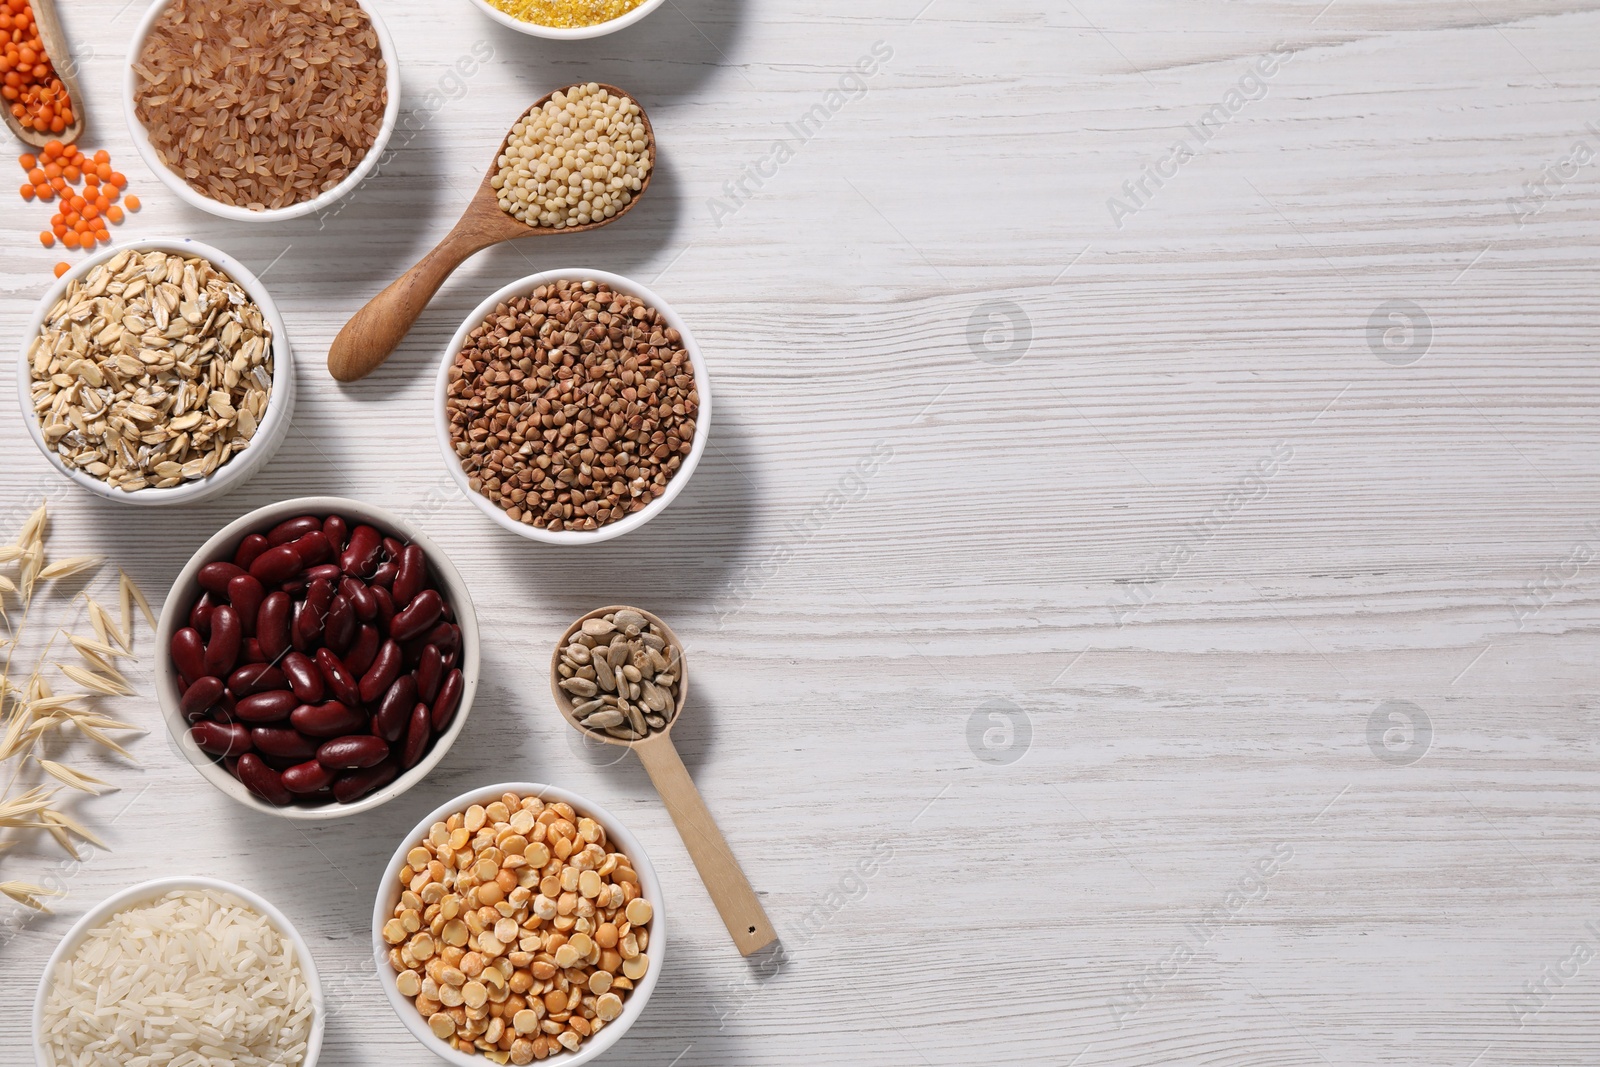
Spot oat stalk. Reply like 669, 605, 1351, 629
0, 503, 146, 909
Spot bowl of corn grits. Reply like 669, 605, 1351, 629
465, 0, 665, 38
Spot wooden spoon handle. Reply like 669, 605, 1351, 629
634, 736, 778, 956
326, 229, 487, 382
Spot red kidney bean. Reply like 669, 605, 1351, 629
340, 524, 382, 577
303, 563, 342, 585
179, 511, 466, 808
188, 592, 214, 640
291, 700, 368, 738
375, 674, 416, 743
281, 759, 337, 793
344, 624, 380, 677
192, 720, 251, 757
391, 544, 426, 608
233, 533, 270, 570
369, 561, 398, 590
236, 690, 298, 723
170, 627, 207, 685
325, 594, 356, 652
424, 621, 461, 658
371, 585, 396, 631
292, 529, 333, 567
359, 639, 402, 703
293, 579, 333, 652
389, 589, 442, 642
226, 575, 264, 636
281, 651, 326, 703
317, 734, 389, 770
250, 544, 302, 585
257, 592, 291, 661
198, 561, 246, 595
416, 645, 444, 703
251, 727, 319, 761
180, 675, 225, 717
322, 514, 348, 550
202, 605, 241, 677
432, 669, 463, 732
401, 633, 429, 669
340, 577, 377, 621
333, 759, 398, 803
314, 648, 361, 707
269, 515, 322, 546
229, 663, 285, 697
402, 703, 431, 768
237, 753, 292, 806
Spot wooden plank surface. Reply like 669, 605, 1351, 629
4, 1, 1600, 1064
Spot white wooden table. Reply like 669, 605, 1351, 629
4, 1, 1600, 1064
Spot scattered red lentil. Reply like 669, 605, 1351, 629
16, 140, 139, 276
51, 260, 68, 277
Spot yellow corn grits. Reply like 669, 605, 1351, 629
488, 0, 644, 27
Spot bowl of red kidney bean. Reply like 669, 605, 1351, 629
155, 496, 479, 819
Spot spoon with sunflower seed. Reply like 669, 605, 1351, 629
550, 605, 776, 957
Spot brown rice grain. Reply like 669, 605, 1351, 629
132, 0, 387, 211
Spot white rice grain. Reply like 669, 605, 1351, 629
40, 889, 313, 1067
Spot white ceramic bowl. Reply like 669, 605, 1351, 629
464, 0, 665, 39
33, 876, 325, 1067
16, 237, 294, 506
122, 0, 401, 222
373, 781, 665, 1065
155, 496, 480, 820
434, 268, 712, 545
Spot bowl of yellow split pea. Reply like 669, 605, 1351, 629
465, 0, 665, 38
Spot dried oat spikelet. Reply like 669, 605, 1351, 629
0, 880, 57, 911
37, 759, 117, 795
38, 556, 102, 582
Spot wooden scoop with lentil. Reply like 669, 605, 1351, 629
326, 82, 654, 383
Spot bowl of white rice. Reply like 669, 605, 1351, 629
33, 876, 323, 1067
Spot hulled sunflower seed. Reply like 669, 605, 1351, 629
562, 608, 682, 740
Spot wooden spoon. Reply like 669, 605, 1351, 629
326, 82, 654, 383
551, 606, 778, 957
2, 0, 86, 149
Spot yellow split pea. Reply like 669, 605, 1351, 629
385, 792, 652, 1064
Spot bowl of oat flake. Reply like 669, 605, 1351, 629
16, 238, 294, 506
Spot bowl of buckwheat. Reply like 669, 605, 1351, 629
434, 269, 710, 545
373, 781, 664, 1065
17, 238, 294, 505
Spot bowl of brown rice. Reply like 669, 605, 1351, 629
122, 0, 401, 222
